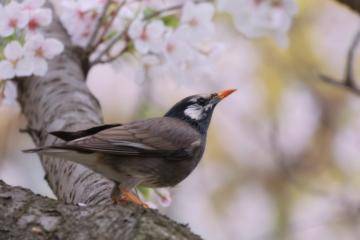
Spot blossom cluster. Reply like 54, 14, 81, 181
218, 0, 298, 46
0, 0, 64, 81
58, 0, 297, 84
58, 0, 221, 82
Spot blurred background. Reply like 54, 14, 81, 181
1, 0, 360, 239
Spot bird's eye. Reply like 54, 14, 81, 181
198, 98, 207, 105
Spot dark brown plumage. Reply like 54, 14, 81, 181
24, 89, 236, 207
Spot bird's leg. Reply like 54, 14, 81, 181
111, 183, 149, 208
111, 183, 121, 204
121, 189, 149, 208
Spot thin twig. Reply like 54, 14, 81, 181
97, 47, 128, 64
90, 3, 181, 66
93, 4, 123, 49
91, 26, 129, 66
143, 0, 210, 20
320, 27, 360, 95
143, 4, 183, 20
90, 0, 212, 66
345, 29, 360, 86
86, 0, 112, 52
319, 74, 360, 96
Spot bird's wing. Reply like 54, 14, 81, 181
60, 117, 201, 158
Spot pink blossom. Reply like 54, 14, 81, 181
0, 41, 33, 79
24, 35, 64, 76
0, 1, 30, 37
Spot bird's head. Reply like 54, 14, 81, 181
165, 89, 236, 134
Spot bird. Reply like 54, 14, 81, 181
24, 89, 236, 207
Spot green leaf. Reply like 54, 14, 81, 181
3, 33, 18, 44
104, 31, 117, 41
137, 186, 151, 199
161, 15, 180, 29
143, 7, 157, 19
125, 41, 135, 53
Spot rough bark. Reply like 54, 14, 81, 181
0, 180, 201, 240
335, 0, 360, 14
16, 4, 114, 206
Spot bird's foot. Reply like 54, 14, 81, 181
112, 189, 149, 208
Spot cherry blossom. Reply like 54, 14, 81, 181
0, 1, 29, 37
217, 0, 297, 46
59, 0, 108, 47
112, 2, 142, 32
139, 187, 172, 209
178, 1, 215, 44
0, 1, 64, 80
128, 19, 168, 54
153, 188, 172, 207
0, 41, 33, 79
22, 0, 46, 11
24, 35, 64, 76
142, 0, 172, 9
26, 8, 52, 34
163, 29, 197, 66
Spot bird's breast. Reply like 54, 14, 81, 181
145, 143, 206, 188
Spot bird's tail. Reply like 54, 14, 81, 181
23, 145, 98, 168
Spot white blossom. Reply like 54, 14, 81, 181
139, 188, 172, 209
163, 29, 196, 65
26, 8, 52, 34
0, 41, 33, 79
217, 0, 297, 46
0, 1, 30, 37
24, 35, 64, 76
153, 188, 172, 207
178, 1, 215, 44
59, 0, 109, 47
22, 0, 46, 11
128, 19, 167, 54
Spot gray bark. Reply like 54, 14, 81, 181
17, 4, 114, 206
0, 180, 201, 240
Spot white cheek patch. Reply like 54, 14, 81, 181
189, 97, 199, 103
204, 103, 214, 111
184, 104, 204, 120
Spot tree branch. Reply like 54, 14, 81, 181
0, 180, 201, 240
335, 0, 360, 14
86, 0, 112, 51
16, 3, 113, 206
319, 27, 360, 95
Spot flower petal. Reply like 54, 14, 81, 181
147, 20, 165, 39
43, 38, 64, 59
15, 57, 34, 77
0, 24, 14, 37
6, 1, 30, 29
33, 8, 52, 27
0, 61, 15, 80
4, 41, 24, 61
22, 0, 46, 9
196, 3, 215, 22
32, 58, 48, 76
128, 19, 145, 39
134, 40, 150, 54
181, 1, 195, 23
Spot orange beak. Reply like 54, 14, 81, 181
216, 89, 237, 100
